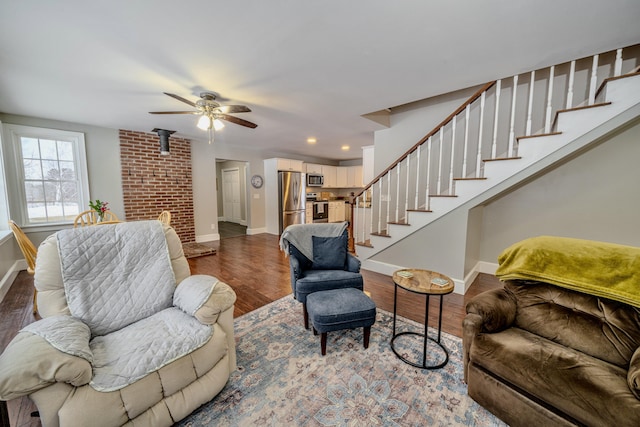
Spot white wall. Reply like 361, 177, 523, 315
373, 85, 482, 176
370, 208, 470, 281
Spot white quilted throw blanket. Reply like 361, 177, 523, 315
57, 220, 176, 337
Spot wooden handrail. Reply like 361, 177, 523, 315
352, 80, 497, 202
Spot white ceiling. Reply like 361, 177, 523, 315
1, 0, 639, 161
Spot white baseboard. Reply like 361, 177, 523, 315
246, 227, 267, 235
476, 261, 499, 275
0, 260, 25, 303
195, 233, 220, 243
360, 258, 499, 295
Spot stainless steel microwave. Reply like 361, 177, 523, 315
307, 173, 324, 187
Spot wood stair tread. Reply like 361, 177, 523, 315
483, 156, 522, 162
370, 231, 392, 238
453, 177, 487, 181
355, 241, 373, 248
406, 209, 433, 213
429, 194, 458, 197
387, 221, 410, 226
516, 131, 562, 141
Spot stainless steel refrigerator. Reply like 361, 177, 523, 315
278, 171, 306, 233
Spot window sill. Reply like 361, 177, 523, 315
20, 222, 74, 234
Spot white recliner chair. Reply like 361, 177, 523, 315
0, 220, 236, 427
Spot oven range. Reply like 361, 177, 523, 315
306, 192, 328, 223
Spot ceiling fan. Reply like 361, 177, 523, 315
149, 92, 257, 142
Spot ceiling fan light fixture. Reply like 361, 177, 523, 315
197, 114, 212, 130
213, 118, 225, 131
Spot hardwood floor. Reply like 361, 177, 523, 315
0, 233, 502, 426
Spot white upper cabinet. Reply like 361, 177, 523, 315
347, 165, 363, 187
336, 167, 348, 188
322, 165, 337, 188
305, 163, 323, 174
276, 158, 304, 172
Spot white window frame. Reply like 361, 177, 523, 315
2, 124, 90, 229
0, 121, 10, 236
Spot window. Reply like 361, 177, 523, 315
3, 124, 89, 227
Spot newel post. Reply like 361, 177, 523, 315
348, 196, 356, 254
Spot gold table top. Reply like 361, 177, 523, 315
392, 269, 454, 295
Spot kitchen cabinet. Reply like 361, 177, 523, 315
276, 158, 303, 172
328, 201, 346, 223
336, 167, 348, 188
335, 166, 362, 188
347, 165, 363, 187
305, 202, 313, 224
322, 165, 337, 188
305, 163, 323, 174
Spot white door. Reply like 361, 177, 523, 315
222, 168, 242, 223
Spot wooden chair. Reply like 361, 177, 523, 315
8, 220, 38, 315
158, 210, 171, 225
74, 210, 120, 227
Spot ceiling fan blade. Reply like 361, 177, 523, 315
149, 111, 197, 114
214, 105, 252, 114
163, 92, 196, 107
218, 114, 258, 129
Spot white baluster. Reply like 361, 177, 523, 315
614, 49, 623, 77
476, 91, 486, 177
491, 79, 501, 158
355, 196, 360, 243
588, 54, 599, 105
437, 129, 444, 194
462, 105, 470, 177
508, 74, 518, 157
414, 145, 421, 209
405, 155, 411, 217
425, 136, 432, 210
377, 179, 382, 235
369, 187, 374, 242
526, 71, 535, 136
386, 172, 391, 230
395, 164, 400, 223
566, 60, 576, 109
449, 115, 457, 194
544, 66, 555, 133
357, 194, 363, 244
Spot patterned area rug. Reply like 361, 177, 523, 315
182, 242, 216, 259
177, 295, 506, 426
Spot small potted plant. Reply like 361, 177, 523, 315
89, 199, 109, 222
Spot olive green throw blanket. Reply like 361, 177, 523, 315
495, 236, 640, 308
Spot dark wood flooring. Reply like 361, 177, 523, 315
0, 233, 501, 427
218, 221, 247, 239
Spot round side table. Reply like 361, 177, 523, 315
390, 269, 454, 369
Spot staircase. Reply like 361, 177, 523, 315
351, 44, 640, 291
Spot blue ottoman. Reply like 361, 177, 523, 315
306, 288, 376, 355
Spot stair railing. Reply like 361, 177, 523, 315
351, 44, 639, 250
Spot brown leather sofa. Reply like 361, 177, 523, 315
463, 237, 640, 427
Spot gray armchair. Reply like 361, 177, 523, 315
282, 224, 364, 329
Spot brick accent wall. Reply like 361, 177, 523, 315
119, 130, 195, 243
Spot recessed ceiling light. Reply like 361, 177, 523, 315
307, 137, 317, 144
341, 145, 350, 151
